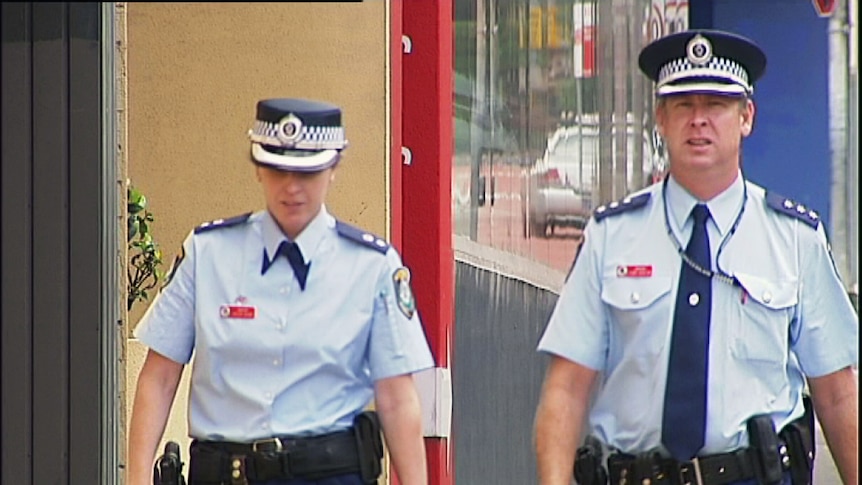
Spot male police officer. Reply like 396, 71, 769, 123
128, 98, 434, 485
534, 30, 858, 485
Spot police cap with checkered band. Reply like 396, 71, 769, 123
638, 29, 766, 97
248, 98, 348, 172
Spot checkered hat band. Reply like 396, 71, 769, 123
658, 56, 750, 90
249, 121, 346, 150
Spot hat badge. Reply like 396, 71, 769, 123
277, 113, 303, 145
686, 34, 712, 66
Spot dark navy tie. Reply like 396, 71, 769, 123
662, 203, 712, 461
280, 241, 309, 291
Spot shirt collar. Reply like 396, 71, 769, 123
261, 205, 334, 269
666, 170, 745, 237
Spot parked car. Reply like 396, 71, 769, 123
523, 118, 653, 238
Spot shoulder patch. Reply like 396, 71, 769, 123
593, 192, 651, 222
335, 220, 390, 254
765, 191, 820, 229
194, 212, 252, 234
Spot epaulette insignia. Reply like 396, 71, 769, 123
765, 191, 820, 229
194, 212, 252, 234
594, 192, 651, 222
335, 220, 390, 254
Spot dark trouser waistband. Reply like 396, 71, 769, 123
189, 430, 361, 484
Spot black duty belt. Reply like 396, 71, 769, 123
607, 448, 761, 485
189, 429, 361, 484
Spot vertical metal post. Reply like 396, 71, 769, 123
598, 0, 614, 204
470, 0, 487, 241
101, 2, 122, 482
612, 0, 629, 199
828, 0, 850, 287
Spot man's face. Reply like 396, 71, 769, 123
656, 93, 754, 175
256, 163, 335, 239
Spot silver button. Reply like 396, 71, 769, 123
808, 210, 819, 220
796, 204, 806, 213
762, 291, 772, 304
630, 292, 640, 304
362, 233, 374, 242
596, 205, 607, 213
623, 197, 632, 204
783, 199, 794, 209
689, 293, 700, 306
609, 201, 619, 209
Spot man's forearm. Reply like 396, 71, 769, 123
810, 367, 859, 485
535, 385, 583, 485
818, 391, 858, 484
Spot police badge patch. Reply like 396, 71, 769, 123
160, 246, 186, 291
392, 267, 416, 319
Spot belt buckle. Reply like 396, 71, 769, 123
251, 437, 283, 453
678, 457, 704, 485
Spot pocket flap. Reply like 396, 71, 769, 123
601, 276, 672, 310
735, 272, 798, 309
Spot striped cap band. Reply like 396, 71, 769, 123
657, 55, 751, 95
248, 116, 347, 151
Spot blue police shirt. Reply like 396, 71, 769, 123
537, 172, 858, 455
134, 206, 435, 442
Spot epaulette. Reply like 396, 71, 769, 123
765, 191, 820, 229
335, 220, 390, 254
194, 212, 252, 234
593, 192, 651, 222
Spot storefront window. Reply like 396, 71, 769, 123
453, 0, 687, 274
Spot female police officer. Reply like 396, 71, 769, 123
534, 30, 857, 485
128, 98, 434, 485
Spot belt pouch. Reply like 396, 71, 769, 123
189, 444, 230, 485
353, 411, 384, 484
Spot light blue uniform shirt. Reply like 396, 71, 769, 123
135, 206, 435, 442
538, 173, 858, 455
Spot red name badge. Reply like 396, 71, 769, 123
616, 265, 653, 278
219, 304, 256, 319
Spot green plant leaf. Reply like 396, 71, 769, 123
127, 184, 163, 311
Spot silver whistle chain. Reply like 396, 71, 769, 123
661, 175, 746, 288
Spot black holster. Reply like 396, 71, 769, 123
747, 414, 785, 485
574, 435, 608, 485
353, 411, 384, 484
778, 396, 816, 485
154, 441, 187, 485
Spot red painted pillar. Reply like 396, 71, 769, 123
399, 1, 454, 484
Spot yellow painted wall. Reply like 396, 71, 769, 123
123, 1, 392, 480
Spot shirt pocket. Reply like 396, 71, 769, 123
601, 276, 673, 356
732, 272, 797, 365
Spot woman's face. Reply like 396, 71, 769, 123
256, 164, 335, 239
